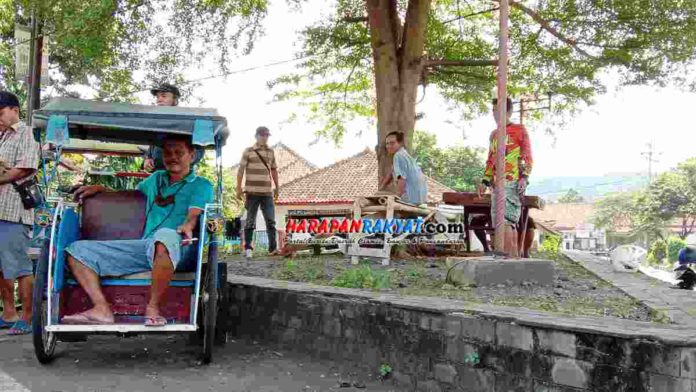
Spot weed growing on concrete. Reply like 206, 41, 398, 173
331, 265, 391, 290
464, 352, 480, 366
379, 363, 392, 378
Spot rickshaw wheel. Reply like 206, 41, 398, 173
32, 241, 57, 364
201, 241, 219, 364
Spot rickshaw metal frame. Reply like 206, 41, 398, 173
30, 98, 228, 361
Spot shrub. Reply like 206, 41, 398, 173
647, 239, 667, 265
540, 234, 561, 260
667, 236, 687, 262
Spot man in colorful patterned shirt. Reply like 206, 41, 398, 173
477, 97, 533, 257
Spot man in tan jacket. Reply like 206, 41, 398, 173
236, 127, 280, 259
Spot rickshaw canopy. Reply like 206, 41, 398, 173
33, 98, 229, 148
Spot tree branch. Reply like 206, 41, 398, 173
510, 1, 595, 58
342, 16, 368, 23
343, 58, 361, 106
426, 59, 498, 67
443, 7, 499, 24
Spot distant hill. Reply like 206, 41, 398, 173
527, 173, 649, 202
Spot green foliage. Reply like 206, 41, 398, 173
540, 234, 561, 260
593, 191, 639, 231
464, 352, 480, 366
269, 257, 332, 283
196, 154, 241, 219
558, 188, 584, 203
272, 0, 696, 142
2, 0, 269, 102
412, 130, 485, 191
330, 265, 390, 290
378, 363, 392, 377
83, 155, 142, 190
667, 236, 687, 263
647, 239, 667, 265
594, 158, 696, 242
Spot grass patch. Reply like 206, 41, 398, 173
263, 254, 657, 322
269, 257, 337, 285
491, 295, 648, 320
492, 296, 560, 313
331, 264, 391, 289
534, 252, 612, 289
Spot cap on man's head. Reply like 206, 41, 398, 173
0, 91, 20, 109
255, 126, 271, 136
150, 83, 181, 98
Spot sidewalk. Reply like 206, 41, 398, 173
564, 250, 696, 325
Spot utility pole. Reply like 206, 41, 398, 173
641, 141, 661, 182
493, 0, 510, 254
26, 11, 43, 125
519, 97, 526, 125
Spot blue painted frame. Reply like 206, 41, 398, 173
65, 279, 193, 287
52, 206, 80, 293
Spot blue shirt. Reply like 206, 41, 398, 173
392, 147, 428, 205
136, 170, 214, 238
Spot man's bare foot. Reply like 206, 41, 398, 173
1, 313, 19, 323
144, 304, 167, 326
144, 304, 161, 319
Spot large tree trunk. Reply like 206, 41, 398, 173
366, 0, 431, 191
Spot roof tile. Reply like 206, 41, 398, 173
278, 149, 453, 204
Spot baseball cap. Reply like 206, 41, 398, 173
150, 83, 180, 98
0, 91, 20, 108
255, 126, 271, 136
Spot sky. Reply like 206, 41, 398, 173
129, 0, 696, 180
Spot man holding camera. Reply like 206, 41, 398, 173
0, 91, 40, 334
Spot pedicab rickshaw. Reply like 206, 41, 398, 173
29, 98, 228, 364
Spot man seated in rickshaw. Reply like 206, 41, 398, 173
62, 135, 213, 326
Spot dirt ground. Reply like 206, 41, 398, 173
223, 252, 657, 322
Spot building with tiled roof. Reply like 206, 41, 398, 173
530, 203, 607, 251
277, 148, 453, 206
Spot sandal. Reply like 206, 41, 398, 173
144, 316, 167, 327
7, 320, 31, 335
62, 312, 115, 325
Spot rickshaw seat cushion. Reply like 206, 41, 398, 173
81, 190, 146, 240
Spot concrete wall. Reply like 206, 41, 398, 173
224, 276, 696, 392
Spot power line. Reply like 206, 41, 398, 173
115, 55, 314, 97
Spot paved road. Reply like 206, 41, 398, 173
0, 333, 396, 392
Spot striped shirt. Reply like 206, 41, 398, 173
0, 121, 40, 224
239, 143, 277, 195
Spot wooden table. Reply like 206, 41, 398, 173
346, 196, 434, 265
442, 192, 544, 253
